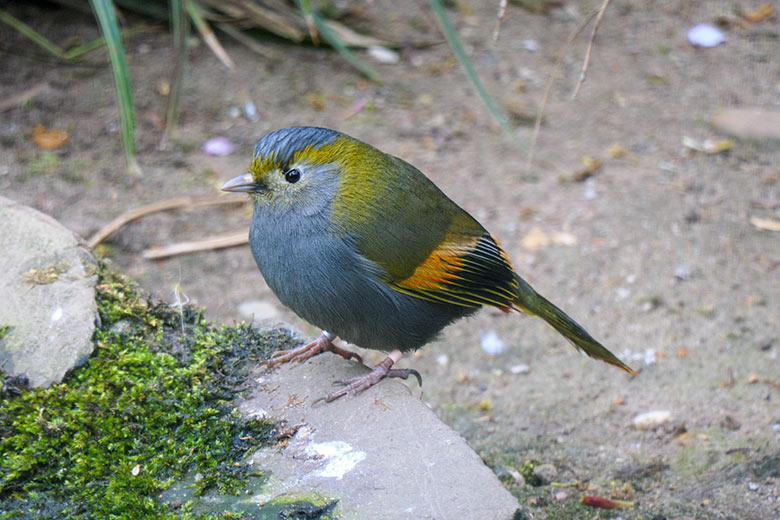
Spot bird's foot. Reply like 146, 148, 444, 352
313, 350, 422, 404
263, 331, 362, 368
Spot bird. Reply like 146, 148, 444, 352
221, 126, 636, 402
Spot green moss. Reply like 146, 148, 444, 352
23, 262, 70, 285
0, 263, 287, 519
0, 325, 9, 341
268, 496, 338, 519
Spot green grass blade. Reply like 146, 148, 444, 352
160, 0, 188, 147
1, 8, 151, 61
0, 8, 66, 58
89, 0, 140, 174
298, 0, 380, 82
427, 0, 521, 145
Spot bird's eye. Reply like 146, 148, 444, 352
284, 168, 301, 184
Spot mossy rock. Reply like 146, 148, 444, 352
0, 261, 308, 520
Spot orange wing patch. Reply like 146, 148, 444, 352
396, 233, 480, 293
391, 232, 519, 309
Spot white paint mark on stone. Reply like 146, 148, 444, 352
305, 441, 366, 480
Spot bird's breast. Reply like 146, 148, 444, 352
247, 203, 473, 351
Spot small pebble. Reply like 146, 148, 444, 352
633, 410, 672, 429
481, 330, 507, 355
687, 24, 725, 48
228, 106, 241, 119
367, 46, 400, 64
510, 363, 530, 375
748, 482, 759, 491
534, 463, 558, 482
243, 100, 259, 122
523, 40, 538, 51
674, 265, 693, 280
436, 353, 449, 366
202, 137, 235, 156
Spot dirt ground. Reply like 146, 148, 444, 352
2, 1, 779, 518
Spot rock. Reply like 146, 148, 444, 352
0, 196, 98, 387
510, 363, 530, 375
674, 264, 693, 280
534, 463, 558, 483
238, 353, 520, 519
237, 299, 279, 323
632, 410, 672, 429
711, 108, 780, 141
480, 330, 507, 355
367, 46, 399, 64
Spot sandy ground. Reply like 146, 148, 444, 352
2, 1, 779, 517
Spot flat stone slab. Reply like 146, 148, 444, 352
0, 196, 98, 387
711, 107, 780, 141
238, 352, 520, 519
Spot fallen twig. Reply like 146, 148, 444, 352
493, 0, 508, 43
572, 0, 612, 99
750, 216, 780, 232
87, 196, 246, 248
141, 230, 249, 259
527, 9, 598, 170
0, 81, 48, 112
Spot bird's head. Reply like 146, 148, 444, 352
221, 126, 378, 216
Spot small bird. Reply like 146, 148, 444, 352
221, 127, 636, 402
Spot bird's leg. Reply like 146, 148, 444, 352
263, 330, 362, 368
314, 350, 422, 404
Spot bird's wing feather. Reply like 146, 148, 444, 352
389, 228, 520, 309
330, 150, 519, 309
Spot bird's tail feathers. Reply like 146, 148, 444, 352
512, 275, 637, 376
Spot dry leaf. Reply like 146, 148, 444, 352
305, 92, 325, 110
157, 79, 170, 96
744, 3, 773, 23
702, 138, 733, 154
607, 143, 627, 158
683, 136, 733, 154
32, 124, 69, 150
581, 495, 634, 510
573, 157, 603, 182
521, 227, 549, 250
750, 216, 780, 231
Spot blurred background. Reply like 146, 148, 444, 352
2, 0, 779, 517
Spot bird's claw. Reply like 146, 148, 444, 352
314, 356, 422, 404
387, 368, 423, 387
260, 332, 362, 369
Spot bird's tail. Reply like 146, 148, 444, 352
512, 274, 637, 375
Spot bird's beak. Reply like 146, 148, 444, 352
220, 173, 264, 193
